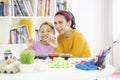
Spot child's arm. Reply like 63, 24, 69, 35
25, 38, 34, 50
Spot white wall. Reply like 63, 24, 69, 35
0, 18, 11, 44
71, 0, 113, 56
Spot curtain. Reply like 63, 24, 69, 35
112, 0, 120, 73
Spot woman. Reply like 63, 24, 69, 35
47, 10, 91, 58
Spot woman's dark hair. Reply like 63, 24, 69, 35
55, 10, 76, 29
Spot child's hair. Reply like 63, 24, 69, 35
55, 10, 76, 29
39, 21, 55, 34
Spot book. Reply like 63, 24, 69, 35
37, 0, 42, 16
56, 0, 67, 11
16, 0, 28, 16
44, 0, 50, 16
13, 0, 23, 16
10, 25, 29, 44
21, 0, 31, 16
3, 1, 9, 16
24, 0, 33, 16
0, 2, 4, 16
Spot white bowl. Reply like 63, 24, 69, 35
34, 59, 49, 71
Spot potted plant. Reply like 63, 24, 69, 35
4, 49, 12, 60
20, 50, 35, 72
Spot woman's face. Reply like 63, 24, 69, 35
54, 15, 71, 34
39, 24, 54, 41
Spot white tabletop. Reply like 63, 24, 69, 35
0, 58, 114, 80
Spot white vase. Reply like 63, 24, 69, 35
20, 63, 34, 73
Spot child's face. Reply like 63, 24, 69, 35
39, 24, 54, 41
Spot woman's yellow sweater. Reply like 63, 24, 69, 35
54, 30, 91, 58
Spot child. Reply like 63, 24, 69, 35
26, 21, 55, 56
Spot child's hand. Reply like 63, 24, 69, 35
46, 36, 58, 48
26, 38, 34, 50
49, 34, 55, 40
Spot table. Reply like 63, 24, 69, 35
0, 58, 114, 80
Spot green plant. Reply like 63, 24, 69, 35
20, 50, 35, 64
4, 49, 12, 53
